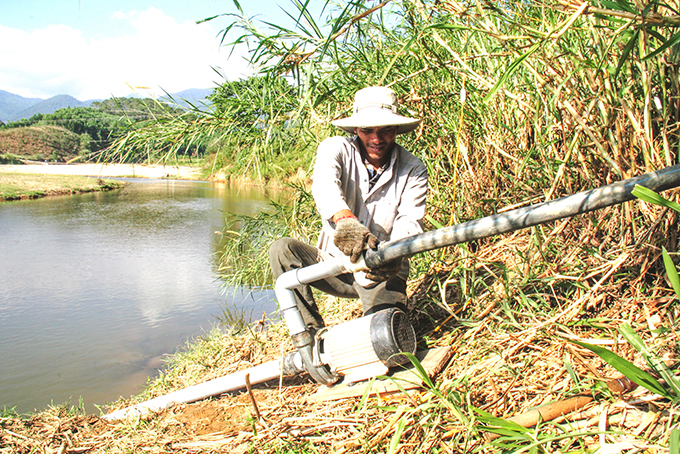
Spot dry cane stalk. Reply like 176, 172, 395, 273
486, 395, 594, 440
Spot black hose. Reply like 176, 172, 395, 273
290, 331, 338, 385
365, 163, 680, 269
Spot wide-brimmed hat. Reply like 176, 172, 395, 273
331, 86, 420, 135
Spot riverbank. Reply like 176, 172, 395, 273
0, 163, 202, 179
0, 163, 202, 201
1, 169, 676, 452
0, 173, 124, 201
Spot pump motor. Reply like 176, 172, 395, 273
316, 308, 417, 383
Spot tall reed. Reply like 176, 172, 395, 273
207, 2, 680, 450
209, 0, 678, 301
103, 0, 680, 339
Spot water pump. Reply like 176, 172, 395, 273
283, 307, 417, 385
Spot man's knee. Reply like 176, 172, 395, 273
268, 238, 295, 278
269, 238, 318, 276
269, 237, 291, 261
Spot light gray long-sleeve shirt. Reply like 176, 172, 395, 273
311, 135, 428, 283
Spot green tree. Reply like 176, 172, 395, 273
42, 107, 124, 152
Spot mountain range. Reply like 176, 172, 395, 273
0, 88, 214, 123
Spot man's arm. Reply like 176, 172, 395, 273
311, 137, 353, 222
391, 164, 428, 241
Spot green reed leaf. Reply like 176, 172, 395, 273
619, 323, 680, 398
645, 29, 680, 61
670, 428, 680, 454
632, 185, 680, 213
473, 407, 532, 436
598, 0, 636, 14
662, 247, 680, 301
615, 29, 638, 77
389, 417, 407, 454
483, 42, 540, 103
569, 339, 670, 398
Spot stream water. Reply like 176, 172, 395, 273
0, 178, 279, 414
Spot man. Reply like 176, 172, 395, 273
269, 86, 428, 330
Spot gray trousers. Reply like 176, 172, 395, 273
268, 237, 407, 329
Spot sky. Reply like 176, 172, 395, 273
0, 0, 316, 101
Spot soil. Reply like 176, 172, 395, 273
173, 393, 258, 435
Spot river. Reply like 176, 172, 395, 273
0, 178, 280, 414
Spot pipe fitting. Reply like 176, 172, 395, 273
292, 331, 338, 385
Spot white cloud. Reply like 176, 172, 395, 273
0, 8, 252, 100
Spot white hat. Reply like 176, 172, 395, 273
331, 86, 420, 135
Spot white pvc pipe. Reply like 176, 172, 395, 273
103, 357, 285, 421
274, 254, 368, 336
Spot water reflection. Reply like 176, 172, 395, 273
0, 179, 280, 414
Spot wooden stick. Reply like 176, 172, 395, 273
244, 373, 261, 421
506, 395, 593, 427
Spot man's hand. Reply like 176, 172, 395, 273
333, 217, 379, 263
366, 258, 403, 282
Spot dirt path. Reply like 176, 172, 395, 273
0, 163, 202, 179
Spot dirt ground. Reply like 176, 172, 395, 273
0, 163, 202, 179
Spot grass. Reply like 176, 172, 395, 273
0, 172, 123, 201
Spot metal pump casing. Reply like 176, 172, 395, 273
319, 308, 417, 383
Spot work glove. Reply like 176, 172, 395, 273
333, 217, 379, 263
366, 257, 403, 283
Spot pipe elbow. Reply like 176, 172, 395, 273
275, 269, 301, 299
295, 342, 338, 385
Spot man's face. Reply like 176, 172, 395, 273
354, 126, 398, 165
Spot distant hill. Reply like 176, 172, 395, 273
126, 88, 214, 109
0, 90, 44, 123
10, 95, 96, 122
0, 88, 214, 123
161, 88, 213, 109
